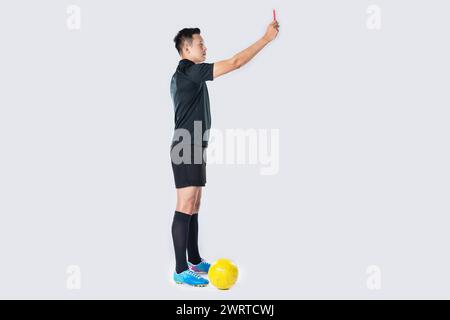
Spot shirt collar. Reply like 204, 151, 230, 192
179, 58, 195, 65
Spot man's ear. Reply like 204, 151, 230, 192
182, 41, 192, 55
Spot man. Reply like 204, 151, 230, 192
170, 19, 279, 287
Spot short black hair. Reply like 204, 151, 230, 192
174, 28, 201, 54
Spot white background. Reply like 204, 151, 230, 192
0, 0, 449, 299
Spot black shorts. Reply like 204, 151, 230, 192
170, 143, 207, 189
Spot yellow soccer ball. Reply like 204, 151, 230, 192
208, 259, 239, 290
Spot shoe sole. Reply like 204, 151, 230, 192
175, 281, 208, 287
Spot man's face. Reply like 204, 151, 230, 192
183, 34, 207, 63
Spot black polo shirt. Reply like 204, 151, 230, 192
170, 59, 214, 147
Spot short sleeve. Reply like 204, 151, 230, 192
185, 63, 214, 83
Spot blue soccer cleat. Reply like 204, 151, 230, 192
173, 269, 209, 287
188, 259, 211, 274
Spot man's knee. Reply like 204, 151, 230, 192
193, 199, 201, 213
177, 194, 197, 214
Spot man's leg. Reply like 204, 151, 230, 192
172, 186, 200, 274
188, 188, 202, 265
175, 186, 200, 215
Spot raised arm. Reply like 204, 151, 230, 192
213, 21, 280, 79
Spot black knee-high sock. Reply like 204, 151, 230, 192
171, 211, 191, 273
187, 213, 202, 265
